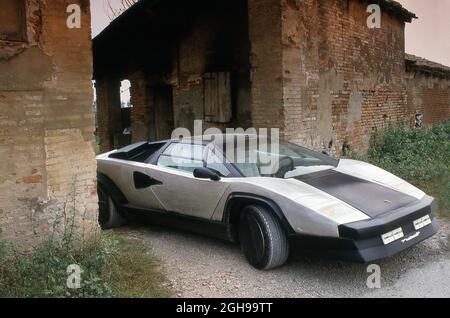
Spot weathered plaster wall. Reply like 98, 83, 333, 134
0, 0, 97, 246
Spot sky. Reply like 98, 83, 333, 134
90, 0, 450, 66
90, 0, 115, 38
397, 0, 450, 66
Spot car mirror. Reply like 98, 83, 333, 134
193, 167, 221, 181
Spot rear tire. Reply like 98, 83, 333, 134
238, 205, 290, 270
98, 185, 127, 229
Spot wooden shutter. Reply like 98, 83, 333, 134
0, 0, 27, 42
203, 72, 232, 123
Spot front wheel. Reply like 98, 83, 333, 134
97, 185, 127, 229
238, 205, 290, 270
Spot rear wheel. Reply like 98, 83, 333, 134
238, 205, 290, 270
98, 185, 127, 229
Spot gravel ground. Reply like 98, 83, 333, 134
116, 217, 450, 298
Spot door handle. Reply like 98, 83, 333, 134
133, 171, 163, 189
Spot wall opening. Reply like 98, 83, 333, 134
119, 79, 132, 146
120, 79, 133, 108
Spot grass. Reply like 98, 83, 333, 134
0, 231, 171, 298
350, 120, 450, 217
102, 233, 171, 298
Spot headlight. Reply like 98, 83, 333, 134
318, 202, 370, 224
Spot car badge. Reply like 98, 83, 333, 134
401, 231, 420, 243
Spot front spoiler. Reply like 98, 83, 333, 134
290, 195, 439, 263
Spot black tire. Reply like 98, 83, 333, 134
97, 185, 127, 229
238, 205, 290, 270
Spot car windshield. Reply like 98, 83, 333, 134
219, 135, 339, 178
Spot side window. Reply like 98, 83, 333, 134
157, 143, 204, 173
157, 142, 232, 177
205, 147, 231, 177
0, 0, 27, 42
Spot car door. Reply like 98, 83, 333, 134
146, 142, 232, 219
119, 161, 166, 211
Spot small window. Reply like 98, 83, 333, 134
0, 0, 27, 42
203, 72, 232, 123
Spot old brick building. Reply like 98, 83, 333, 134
94, 0, 450, 154
405, 54, 450, 126
0, 0, 448, 245
0, 0, 97, 245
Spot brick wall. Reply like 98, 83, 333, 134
0, 0, 97, 246
129, 71, 153, 142
406, 72, 450, 126
93, 0, 449, 155
96, 77, 122, 152
280, 0, 411, 154
248, 0, 284, 134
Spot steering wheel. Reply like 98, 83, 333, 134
274, 156, 295, 178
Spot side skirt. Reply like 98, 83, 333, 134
122, 204, 236, 242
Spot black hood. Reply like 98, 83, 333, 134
295, 170, 418, 218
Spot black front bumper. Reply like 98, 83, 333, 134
290, 195, 439, 263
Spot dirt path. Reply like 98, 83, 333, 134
116, 217, 450, 298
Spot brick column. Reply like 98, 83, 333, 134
129, 71, 154, 142
96, 78, 121, 152
248, 0, 284, 134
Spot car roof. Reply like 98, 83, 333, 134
175, 133, 259, 144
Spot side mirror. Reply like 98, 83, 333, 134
193, 167, 221, 181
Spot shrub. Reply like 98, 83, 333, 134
0, 231, 171, 298
360, 120, 450, 216
0, 230, 115, 298
0, 202, 170, 297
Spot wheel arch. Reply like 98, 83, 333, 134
223, 193, 295, 236
97, 172, 129, 205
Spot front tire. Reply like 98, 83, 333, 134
238, 205, 290, 270
98, 185, 127, 229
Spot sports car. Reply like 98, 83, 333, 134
96, 134, 438, 269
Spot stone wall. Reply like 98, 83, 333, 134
0, 0, 97, 246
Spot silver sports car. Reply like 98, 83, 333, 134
96, 134, 438, 269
